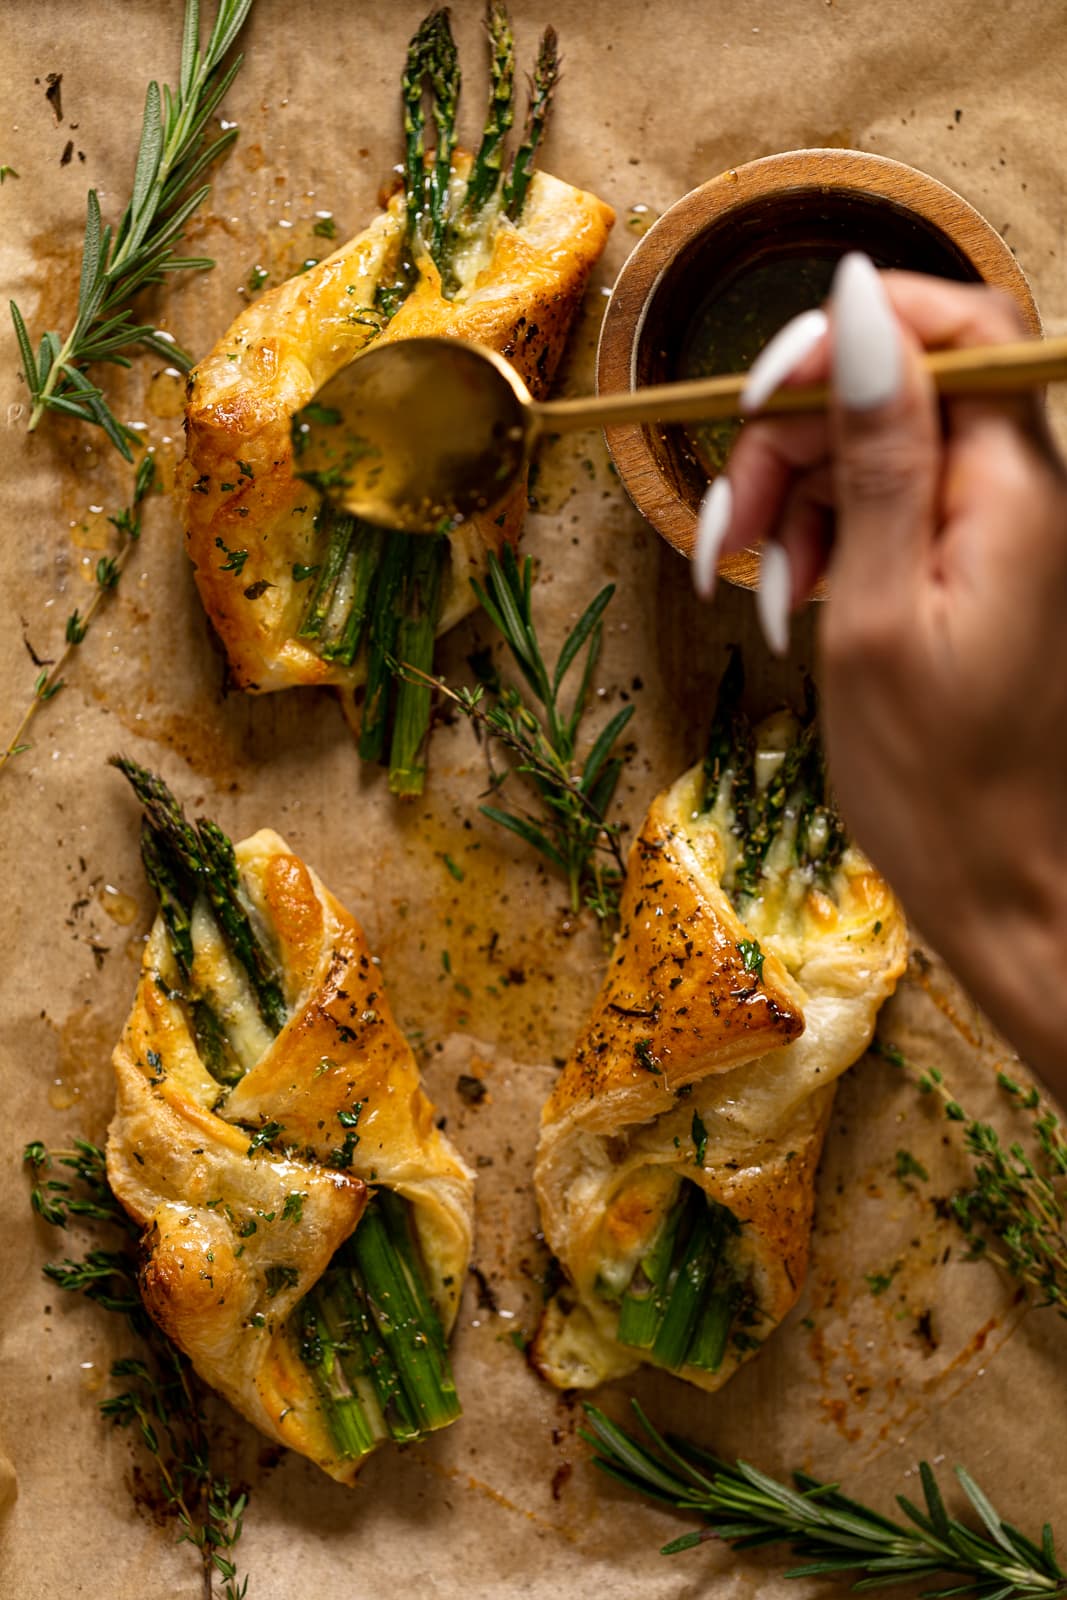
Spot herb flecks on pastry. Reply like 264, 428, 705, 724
533, 657, 908, 1392
181, 6, 613, 793
106, 760, 472, 1483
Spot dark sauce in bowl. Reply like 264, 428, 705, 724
680, 251, 837, 473
638, 188, 982, 501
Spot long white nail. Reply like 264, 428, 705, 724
741, 308, 829, 413
831, 251, 902, 409
756, 541, 792, 657
692, 475, 733, 600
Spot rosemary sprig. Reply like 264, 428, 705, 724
0, 455, 156, 773
582, 1400, 1067, 1599
400, 547, 632, 921
875, 1042, 1067, 1314
24, 1140, 249, 1599
10, 0, 253, 459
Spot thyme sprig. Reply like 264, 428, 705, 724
402, 547, 633, 922
583, 1401, 1067, 1599
875, 1041, 1067, 1314
0, 455, 156, 773
10, 0, 253, 459
24, 1140, 249, 1599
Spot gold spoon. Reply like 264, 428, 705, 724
291, 333, 1067, 534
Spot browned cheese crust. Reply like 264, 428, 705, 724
534, 762, 908, 1393
182, 161, 614, 692
106, 827, 472, 1484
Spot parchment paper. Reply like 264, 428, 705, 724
2, 2, 1065, 1595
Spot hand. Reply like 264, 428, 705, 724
695, 256, 1067, 1097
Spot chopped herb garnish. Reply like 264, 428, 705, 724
246, 1121, 285, 1156
738, 939, 764, 981
263, 1264, 299, 1299
634, 1038, 661, 1075
215, 536, 249, 575
691, 1110, 708, 1168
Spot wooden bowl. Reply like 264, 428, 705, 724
597, 149, 1041, 589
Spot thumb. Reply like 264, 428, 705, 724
828, 253, 940, 601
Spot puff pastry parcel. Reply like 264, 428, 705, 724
534, 667, 908, 1392
106, 762, 472, 1484
181, 6, 613, 755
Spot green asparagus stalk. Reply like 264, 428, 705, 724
463, 1, 516, 215
686, 1287, 733, 1373
191, 998, 244, 1088
358, 532, 409, 764
388, 533, 447, 795
734, 723, 814, 901
401, 10, 438, 254
503, 24, 560, 220
616, 1185, 737, 1375
296, 1194, 461, 1461
650, 1201, 726, 1371
701, 648, 745, 814
426, 11, 461, 268
616, 1185, 690, 1350
320, 522, 384, 664
297, 1285, 389, 1458
138, 817, 195, 978
194, 819, 288, 1034
297, 508, 355, 639
349, 1196, 460, 1431
111, 758, 287, 1035
328, 1263, 419, 1441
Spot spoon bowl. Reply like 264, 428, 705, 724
291, 338, 532, 533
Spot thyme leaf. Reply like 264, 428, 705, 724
24, 1140, 249, 1599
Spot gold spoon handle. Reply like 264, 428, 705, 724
531, 334, 1067, 433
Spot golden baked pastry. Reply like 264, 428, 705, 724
533, 662, 908, 1392
181, 6, 612, 789
106, 761, 472, 1484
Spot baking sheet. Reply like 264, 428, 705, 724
2, 1, 1065, 1594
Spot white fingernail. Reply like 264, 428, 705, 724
831, 251, 902, 409
756, 541, 791, 657
741, 308, 829, 413
692, 475, 733, 600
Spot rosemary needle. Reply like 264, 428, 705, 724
397, 547, 633, 922
10, 0, 254, 460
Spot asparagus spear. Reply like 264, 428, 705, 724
138, 816, 195, 978
401, 10, 438, 255
503, 24, 560, 221
348, 1196, 460, 1431
319, 522, 384, 665
701, 648, 745, 814
295, 1194, 461, 1460
426, 11, 461, 268
297, 508, 355, 640
358, 532, 410, 764
388, 533, 447, 795
650, 1202, 726, 1371
734, 722, 814, 901
616, 1184, 691, 1351
463, 1, 516, 215
112, 758, 287, 1035
615, 1185, 738, 1375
